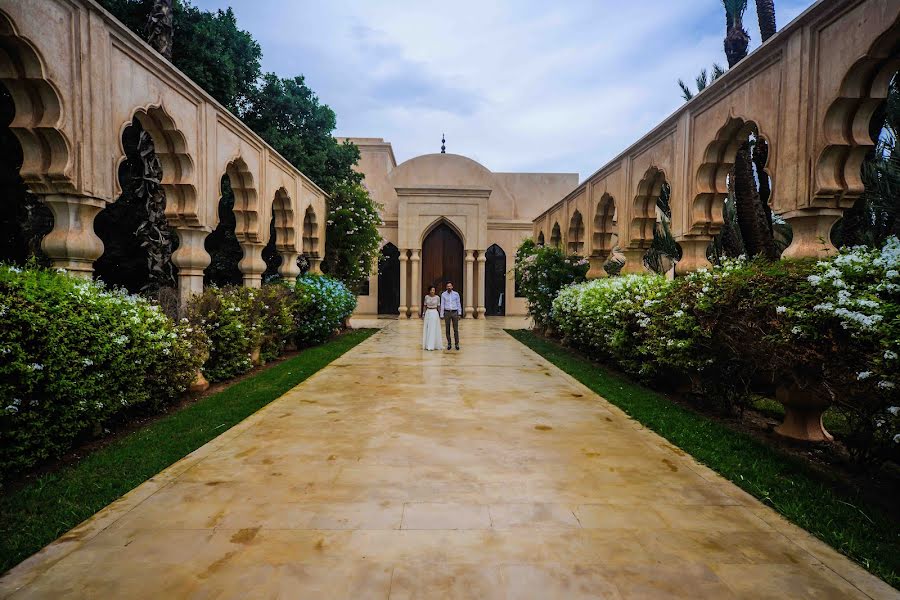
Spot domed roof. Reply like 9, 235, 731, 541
388, 153, 494, 189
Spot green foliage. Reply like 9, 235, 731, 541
97, 0, 262, 114
0, 329, 376, 575
241, 74, 362, 194
544, 239, 900, 465
291, 275, 357, 345
0, 265, 204, 480
185, 284, 294, 382
322, 182, 383, 292
514, 239, 589, 329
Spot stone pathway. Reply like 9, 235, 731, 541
2, 319, 897, 599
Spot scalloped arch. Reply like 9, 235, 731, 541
567, 210, 585, 255
121, 104, 198, 227
272, 187, 297, 252
592, 193, 616, 256
630, 167, 667, 249
223, 156, 260, 242
692, 116, 768, 236
550, 222, 562, 248
0, 9, 72, 194
814, 17, 900, 208
302, 205, 319, 255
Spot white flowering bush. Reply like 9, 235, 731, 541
0, 265, 204, 479
538, 237, 899, 464
777, 238, 899, 461
186, 284, 296, 382
292, 274, 357, 345
552, 274, 672, 374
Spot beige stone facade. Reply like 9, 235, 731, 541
533, 0, 900, 276
0, 0, 327, 305
342, 139, 577, 317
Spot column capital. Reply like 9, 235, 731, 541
410, 248, 421, 261
41, 194, 108, 277
240, 243, 266, 288
465, 249, 475, 262
674, 237, 712, 276
781, 209, 842, 260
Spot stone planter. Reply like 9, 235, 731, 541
774, 384, 833, 442
250, 344, 262, 366
189, 368, 209, 393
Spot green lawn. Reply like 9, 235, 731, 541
0, 329, 376, 575
507, 329, 899, 588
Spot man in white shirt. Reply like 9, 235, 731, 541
439, 281, 462, 350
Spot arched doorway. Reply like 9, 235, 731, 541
422, 222, 464, 300
484, 244, 506, 316
378, 243, 400, 314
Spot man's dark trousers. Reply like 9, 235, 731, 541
444, 309, 460, 348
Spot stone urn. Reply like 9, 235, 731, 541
189, 368, 209, 393
250, 344, 263, 366
774, 384, 833, 442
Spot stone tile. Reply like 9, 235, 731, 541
401, 503, 492, 530
2, 320, 892, 598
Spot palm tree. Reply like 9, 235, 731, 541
723, 0, 750, 68
756, 0, 777, 42
678, 64, 726, 101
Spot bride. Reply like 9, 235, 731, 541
421, 286, 443, 350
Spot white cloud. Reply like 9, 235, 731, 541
195, 0, 816, 179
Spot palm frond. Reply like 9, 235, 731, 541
712, 63, 726, 80
696, 69, 709, 92
678, 79, 694, 102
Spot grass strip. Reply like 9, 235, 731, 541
0, 328, 377, 574
507, 328, 899, 588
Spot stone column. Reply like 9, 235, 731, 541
464, 249, 475, 318
171, 226, 211, 311
620, 248, 647, 274
410, 249, 421, 319
587, 253, 610, 279
398, 250, 409, 318
40, 194, 106, 278
239, 243, 266, 288
307, 255, 323, 274
675, 237, 712, 276
781, 209, 843, 260
278, 250, 301, 283
476, 251, 487, 318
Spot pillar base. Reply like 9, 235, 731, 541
774, 384, 833, 442
172, 227, 211, 312
781, 209, 842, 260
278, 251, 301, 283
41, 195, 107, 278
620, 249, 647, 274
675, 237, 712, 276
587, 254, 609, 279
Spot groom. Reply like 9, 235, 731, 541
439, 281, 461, 351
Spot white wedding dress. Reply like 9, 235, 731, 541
422, 295, 443, 350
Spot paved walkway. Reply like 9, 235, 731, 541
2, 319, 897, 599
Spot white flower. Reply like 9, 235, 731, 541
791, 326, 803, 335
885, 350, 898, 361
887, 406, 900, 416
5, 405, 18, 414
857, 371, 872, 380
894, 434, 900, 444
807, 275, 822, 286
28, 363, 44, 371
776, 306, 787, 314
877, 381, 896, 390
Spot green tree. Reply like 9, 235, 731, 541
321, 182, 383, 292
756, 0, 777, 42
241, 74, 362, 194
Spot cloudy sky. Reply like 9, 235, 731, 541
194, 0, 816, 180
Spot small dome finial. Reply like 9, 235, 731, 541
441, 133, 446, 154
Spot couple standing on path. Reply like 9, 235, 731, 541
421, 282, 462, 351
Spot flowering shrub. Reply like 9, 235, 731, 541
292, 274, 357, 345
186, 284, 295, 382
777, 239, 899, 462
542, 238, 900, 464
552, 274, 672, 374
0, 265, 204, 479
515, 239, 588, 329
323, 182, 383, 292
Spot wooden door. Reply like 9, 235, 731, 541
484, 244, 506, 316
377, 243, 400, 314
422, 223, 463, 299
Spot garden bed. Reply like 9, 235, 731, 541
507, 328, 900, 588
